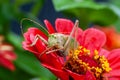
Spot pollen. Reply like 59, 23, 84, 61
83, 47, 90, 55
73, 46, 90, 57
94, 50, 112, 73
64, 46, 112, 80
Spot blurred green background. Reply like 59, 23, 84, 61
0, 0, 120, 80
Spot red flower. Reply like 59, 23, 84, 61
23, 18, 120, 80
94, 26, 120, 50
0, 35, 17, 71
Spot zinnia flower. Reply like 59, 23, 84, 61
94, 25, 120, 50
22, 18, 120, 80
0, 35, 17, 71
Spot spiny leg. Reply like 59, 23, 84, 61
46, 48, 64, 54
39, 46, 65, 63
46, 48, 66, 63
63, 20, 79, 55
74, 20, 79, 51
28, 34, 48, 47
39, 46, 55, 57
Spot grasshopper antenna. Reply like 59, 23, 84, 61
20, 18, 44, 36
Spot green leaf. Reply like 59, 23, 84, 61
110, 0, 120, 8
15, 50, 56, 80
31, 0, 44, 16
14, 0, 44, 16
114, 19, 120, 32
0, 66, 34, 80
0, 67, 15, 80
52, 0, 120, 29
53, 0, 105, 11
110, 0, 120, 32
7, 32, 23, 50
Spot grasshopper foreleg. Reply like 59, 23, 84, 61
28, 34, 48, 47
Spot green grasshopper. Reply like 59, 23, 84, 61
21, 18, 79, 57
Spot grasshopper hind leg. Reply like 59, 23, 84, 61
63, 20, 79, 56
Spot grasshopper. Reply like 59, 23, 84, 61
21, 18, 79, 57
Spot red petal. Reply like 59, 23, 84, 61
0, 55, 15, 71
105, 49, 120, 78
37, 53, 63, 70
1, 51, 17, 61
94, 26, 120, 50
107, 77, 120, 80
79, 55, 98, 67
99, 49, 109, 58
44, 20, 55, 34
65, 69, 85, 80
28, 27, 48, 40
22, 27, 47, 54
55, 18, 74, 33
81, 28, 106, 56
85, 71, 96, 80
43, 63, 69, 80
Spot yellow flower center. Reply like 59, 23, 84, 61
64, 46, 111, 79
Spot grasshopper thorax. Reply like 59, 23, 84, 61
48, 33, 68, 49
